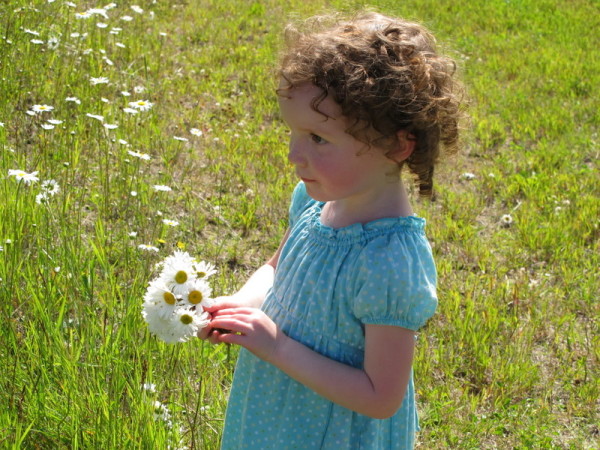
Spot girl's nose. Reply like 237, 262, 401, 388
287, 138, 306, 167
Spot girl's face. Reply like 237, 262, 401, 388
279, 82, 398, 209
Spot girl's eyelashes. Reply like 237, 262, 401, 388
310, 133, 328, 145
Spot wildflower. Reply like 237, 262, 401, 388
103, 123, 118, 129
90, 76, 109, 85
30, 39, 45, 45
75, 11, 91, 19
162, 219, 179, 227
121, 91, 131, 96
87, 8, 108, 19
128, 231, 138, 238
185, 278, 213, 307
0, 246, 3, 251
142, 383, 156, 393
65, 96, 81, 104
86, 113, 104, 121
47, 119, 63, 125
47, 37, 60, 49
36, 193, 49, 204
461, 172, 476, 180
168, 308, 210, 343
131, 5, 144, 13
118, 139, 129, 145
193, 260, 217, 279
138, 244, 159, 252
41, 179, 60, 195
131, 191, 138, 197
159, 251, 197, 297
24, 29, 40, 36
0, 122, 4, 127
143, 279, 180, 319
123, 107, 139, 115
31, 104, 54, 113
190, 128, 203, 136
41, 124, 55, 130
153, 185, 172, 192
8, 169, 39, 185
133, 86, 145, 94
153, 401, 171, 423
128, 100, 153, 111
120, 15, 133, 22
173, 136, 188, 142
115, 42, 126, 48
128, 150, 151, 160
500, 214, 513, 228
96, 23, 108, 29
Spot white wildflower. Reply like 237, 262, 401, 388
127, 150, 151, 160
90, 76, 109, 85
8, 169, 39, 185
153, 185, 172, 192
128, 100, 153, 111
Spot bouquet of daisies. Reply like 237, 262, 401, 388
142, 251, 216, 343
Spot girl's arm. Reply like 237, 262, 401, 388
210, 307, 415, 419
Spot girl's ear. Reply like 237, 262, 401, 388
386, 130, 416, 163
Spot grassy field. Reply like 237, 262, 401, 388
0, 0, 598, 448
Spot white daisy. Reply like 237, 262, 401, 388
190, 128, 203, 136
183, 278, 213, 307
8, 169, 39, 185
128, 100, 153, 111
96, 23, 108, 29
153, 185, 172, 192
127, 150, 151, 160
24, 29, 40, 36
159, 251, 197, 296
173, 136, 188, 142
143, 279, 179, 319
41, 124, 55, 130
41, 179, 60, 195
65, 96, 81, 104
500, 214, 513, 227
461, 172, 476, 180
138, 244, 159, 252
87, 8, 108, 19
133, 86, 145, 94
162, 219, 179, 227
120, 15, 133, 22
193, 260, 217, 279
31, 104, 54, 113
141, 383, 156, 393
30, 39, 44, 45
164, 307, 210, 343
86, 113, 104, 121
47, 119, 63, 125
36, 193, 49, 204
131, 5, 144, 14
103, 123, 118, 129
123, 107, 139, 115
75, 11, 91, 19
90, 76, 109, 85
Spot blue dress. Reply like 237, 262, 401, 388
221, 182, 438, 449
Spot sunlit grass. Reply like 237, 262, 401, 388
1, 0, 598, 448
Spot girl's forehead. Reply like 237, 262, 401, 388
278, 82, 342, 120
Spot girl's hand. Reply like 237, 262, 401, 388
197, 295, 254, 344
209, 307, 286, 363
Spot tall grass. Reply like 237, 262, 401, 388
0, 0, 597, 448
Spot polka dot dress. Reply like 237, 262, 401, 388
221, 182, 438, 449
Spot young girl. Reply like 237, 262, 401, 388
200, 11, 462, 449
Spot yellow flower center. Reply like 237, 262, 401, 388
197, 271, 206, 278
180, 314, 193, 325
175, 270, 188, 284
188, 290, 203, 304
163, 292, 176, 305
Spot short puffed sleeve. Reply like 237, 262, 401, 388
288, 181, 315, 228
352, 231, 438, 331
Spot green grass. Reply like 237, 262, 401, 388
0, 0, 598, 448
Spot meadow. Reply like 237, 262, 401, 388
0, 0, 598, 448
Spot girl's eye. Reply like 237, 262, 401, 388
310, 134, 327, 145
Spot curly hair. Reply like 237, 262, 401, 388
278, 11, 463, 196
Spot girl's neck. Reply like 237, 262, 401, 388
320, 182, 413, 229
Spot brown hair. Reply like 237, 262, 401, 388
278, 11, 463, 196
